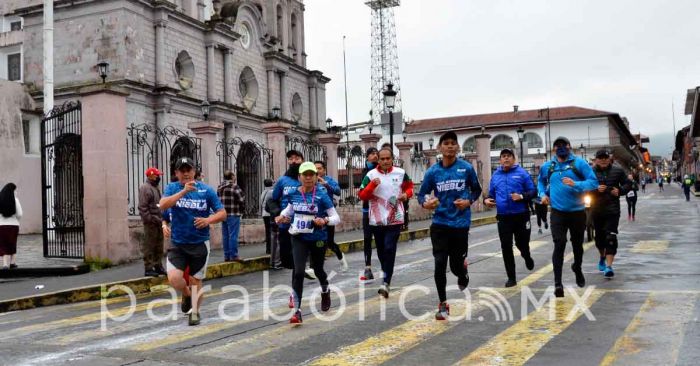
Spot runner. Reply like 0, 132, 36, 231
159, 157, 226, 326
534, 195, 549, 234
590, 150, 631, 278
484, 147, 536, 288
418, 131, 481, 320
625, 174, 639, 221
682, 174, 693, 201
315, 161, 349, 271
272, 150, 304, 269
537, 137, 598, 297
358, 147, 414, 298
360, 147, 379, 282
275, 162, 340, 324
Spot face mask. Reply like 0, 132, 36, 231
151, 177, 161, 186
288, 163, 300, 177
555, 146, 569, 158
366, 161, 377, 169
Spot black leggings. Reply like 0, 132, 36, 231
431, 224, 469, 303
593, 214, 620, 256
535, 203, 548, 227
291, 236, 328, 309
279, 229, 294, 269
550, 209, 586, 286
362, 212, 375, 266
326, 226, 344, 260
626, 197, 637, 217
497, 213, 532, 281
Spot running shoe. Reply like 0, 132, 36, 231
360, 267, 374, 282
604, 266, 615, 278
340, 255, 349, 272
188, 311, 201, 326
525, 256, 534, 270
321, 290, 331, 312
435, 302, 450, 320
378, 283, 390, 298
181, 294, 192, 314
544, 222, 549, 230
504, 278, 517, 288
458, 275, 470, 291
290, 309, 303, 324
554, 285, 564, 298
571, 263, 586, 288
598, 258, 606, 272
304, 268, 317, 280
538, 228, 543, 234
288, 294, 295, 309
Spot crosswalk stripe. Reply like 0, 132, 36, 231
308, 242, 595, 366
630, 240, 669, 253
599, 292, 697, 366
453, 289, 604, 365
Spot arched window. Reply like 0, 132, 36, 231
238, 66, 258, 111
523, 132, 543, 148
490, 134, 515, 150
463, 136, 476, 153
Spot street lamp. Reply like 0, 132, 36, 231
271, 106, 281, 119
367, 119, 373, 134
516, 125, 525, 163
580, 143, 586, 158
326, 118, 333, 132
97, 61, 109, 83
383, 82, 397, 150
200, 100, 210, 121
428, 137, 434, 150
402, 132, 407, 142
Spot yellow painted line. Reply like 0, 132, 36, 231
600, 292, 697, 366
489, 241, 549, 258
630, 240, 669, 253
309, 242, 595, 366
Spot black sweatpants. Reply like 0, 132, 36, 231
550, 209, 587, 287
592, 213, 620, 256
263, 216, 272, 254
291, 236, 329, 309
625, 197, 637, 217
535, 203, 548, 228
279, 228, 294, 269
362, 212, 375, 266
496, 212, 532, 281
370, 225, 401, 285
431, 224, 470, 303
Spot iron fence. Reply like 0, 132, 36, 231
337, 145, 366, 206
286, 135, 327, 162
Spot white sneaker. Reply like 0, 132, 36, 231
304, 267, 317, 280
339, 255, 349, 272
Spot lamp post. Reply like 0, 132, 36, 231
383, 82, 397, 150
516, 125, 525, 163
580, 143, 586, 159
367, 119, 373, 134
325, 118, 333, 132
271, 106, 281, 120
428, 137, 434, 150
97, 61, 109, 83
200, 100, 210, 121
402, 132, 407, 142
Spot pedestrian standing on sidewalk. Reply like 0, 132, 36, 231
682, 175, 693, 201
360, 147, 379, 283
484, 148, 537, 288
160, 157, 226, 326
418, 131, 481, 320
537, 137, 598, 298
275, 162, 340, 324
358, 147, 414, 298
625, 174, 639, 221
260, 179, 274, 255
590, 150, 631, 279
138, 168, 166, 277
315, 161, 349, 271
272, 150, 304, 269
658, 177, 664, 192
0, 183, 22, 270
217, 171, 245, 262
534, 195, 549, 234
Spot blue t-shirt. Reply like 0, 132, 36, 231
283, 184, 333, 242
320, 175, 341, 204
272, 175, 301, 229
164, 181, 224, 245
418, 159, 482, 228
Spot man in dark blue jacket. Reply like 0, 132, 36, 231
537, 137, 598, 297
484, 148, 537, 287
272, 150, 303, 269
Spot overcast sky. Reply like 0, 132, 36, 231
304, 0, 697, 146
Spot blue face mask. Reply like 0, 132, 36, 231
366, 161, 377, 169
555, 146, 569, 158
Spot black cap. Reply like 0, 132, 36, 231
500, 148, 515, 157
438, 131, 458, 145
595, 149, 611, 159
552, 136, 570, 147
366, 147, 379, 157
175, 157, 195, 170
286, 149, 304, 159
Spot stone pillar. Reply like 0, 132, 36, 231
79, 86, 131, 264
360, 133, 382, 151
262, 121, 293, 178
154, 20, 167, 88
197, 0, 206, 21
189, 121, 225, 186
318, 133, 342, 179
267, 69, 276, 115
279, 71, 289, 120
223, 48, 234, 104
424, 149, 438, 167
308, 82, 318, 130
475, 133, 492, 193
464, 152, 483, 212
395, 141, 413, 174
206, 44, 216, 101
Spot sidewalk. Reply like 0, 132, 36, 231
0, 209, 496, 304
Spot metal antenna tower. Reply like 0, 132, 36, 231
366, 0, 402, 125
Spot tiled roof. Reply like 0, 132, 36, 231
405, 106, 615, 134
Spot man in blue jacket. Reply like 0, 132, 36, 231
418, 131, 482, 320
537, 137, 598, 297
484, 148, 537, 288
272, 150, 304, 269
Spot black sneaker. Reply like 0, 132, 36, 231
9, 263, 18, 269
554, 285, 564, 298
144, 269, 160, 277
188, 311, 201, 326
181, 294, 192, 314
378, 283, 390, 298
155, 265, 167, 276
321, 290, 331, 312
360, 268, 375, 282
504, 279, 517, 288
525, 256, 534, 271
544, 222, 549, 229
571, 263, 586, 288
458, 275, 470, 291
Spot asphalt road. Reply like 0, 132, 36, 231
0, 184, 698, 366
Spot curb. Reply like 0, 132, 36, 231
0, 264, 91, 279
0, 216, 497, 313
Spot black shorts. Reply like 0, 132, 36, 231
166, 241, 210, 280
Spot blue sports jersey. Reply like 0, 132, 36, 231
320, 175, 341, 204
272, 175, 301, 229
418, 159, 482, 228
164, 181, 224, 245
283, 184, 334, 242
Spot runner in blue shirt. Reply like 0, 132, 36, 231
418, 131, 482, 320
275, 162, 340, 325
159, 157, 226, 326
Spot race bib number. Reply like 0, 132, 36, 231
290, 214, 315, 234
626, 191, 635, 198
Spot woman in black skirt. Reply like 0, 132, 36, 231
0, 183, 22, 269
